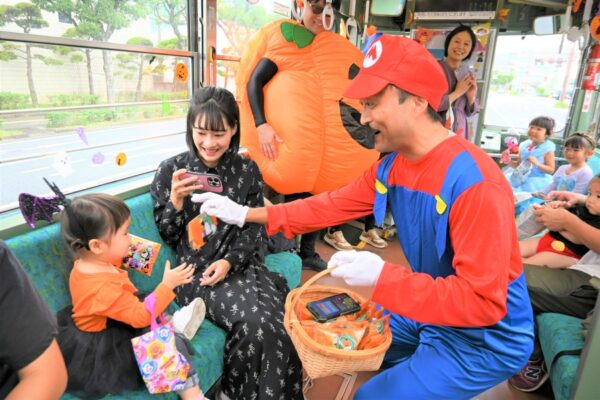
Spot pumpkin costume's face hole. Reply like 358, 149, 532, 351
303, 0, 327, 35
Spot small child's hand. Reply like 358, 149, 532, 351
547, 200, 567, 209
162, 260, 195, 290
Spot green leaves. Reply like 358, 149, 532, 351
280, 22, 314, 48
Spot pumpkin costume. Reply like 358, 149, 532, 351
236, 19, 378, 194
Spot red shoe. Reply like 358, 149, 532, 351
508, 359, 549, 392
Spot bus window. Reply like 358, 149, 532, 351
215, 0, 284, 94
0, 0, 194, 214
0, 0, 189, 49
485, 34, 582, 137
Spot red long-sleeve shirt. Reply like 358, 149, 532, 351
266, 136, 523, 327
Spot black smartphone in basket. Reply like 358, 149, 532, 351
306, 293, 361, 323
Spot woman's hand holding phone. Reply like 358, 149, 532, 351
170, 169, 204, 211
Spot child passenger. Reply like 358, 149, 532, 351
55, 193, 207, 399
520, 174, 600, 268
508, 116, 556, 212
533, 133, 595, 199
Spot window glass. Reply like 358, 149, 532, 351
0, 42, 190, 211
215, 0, 284, 93
0, 0, 189, 49
485, 34, 582, 136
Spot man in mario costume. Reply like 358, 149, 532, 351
193, 35, 534, 399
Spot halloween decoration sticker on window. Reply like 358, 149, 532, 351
175, 62, 189, 83
187, 213, 218, 251
121, 234, 161, 276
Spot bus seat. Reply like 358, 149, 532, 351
536, 289, 600, 400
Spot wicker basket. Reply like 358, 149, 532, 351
284, 267, 392, 379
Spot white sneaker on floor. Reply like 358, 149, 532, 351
324, 230, 353, 251
172, 297, 206, 341
359, 228, 388, 249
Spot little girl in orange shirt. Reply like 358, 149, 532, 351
55, 193, 206, 399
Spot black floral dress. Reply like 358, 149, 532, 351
151, 148, 302, 400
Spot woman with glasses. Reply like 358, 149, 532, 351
236, 0, 378, 271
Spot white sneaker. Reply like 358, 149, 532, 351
359, 228, 388, 249
324, 230, 353, 251
172, 297, 206, 341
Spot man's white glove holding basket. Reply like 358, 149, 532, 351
328, 250, 384, 287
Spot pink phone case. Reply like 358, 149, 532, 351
181, 172, 223, 193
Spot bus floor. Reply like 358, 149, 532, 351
299, 237, 554, 400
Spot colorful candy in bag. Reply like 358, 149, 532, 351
121, 234, 161, 276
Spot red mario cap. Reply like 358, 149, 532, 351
344, 35, 448, 111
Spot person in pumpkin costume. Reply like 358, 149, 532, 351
196, 35, 534, 399
236, 0, 378, 270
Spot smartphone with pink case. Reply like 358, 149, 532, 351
181, 171, 223, 193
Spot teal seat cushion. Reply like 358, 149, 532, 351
6, 223, 71, 313
536, 312, 584, 400
265, 252, 302, 289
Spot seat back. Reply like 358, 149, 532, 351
5, 192, 176, 311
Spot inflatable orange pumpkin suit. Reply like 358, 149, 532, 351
236, 19, 379, 195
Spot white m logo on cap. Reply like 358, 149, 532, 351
363, 40, 382, 68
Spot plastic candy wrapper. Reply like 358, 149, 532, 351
187, 213, 217, 251
300, 299, 390, 351
301, 319, 368, 351
504, 160, 532, 188
516, 204, 545, 240
121, 234, 161, 276
357, 314, 391, 350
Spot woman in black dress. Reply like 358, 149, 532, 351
151, 86, 302, 400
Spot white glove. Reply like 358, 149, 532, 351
191, 192, 248, 227
328, 250, 385, 287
